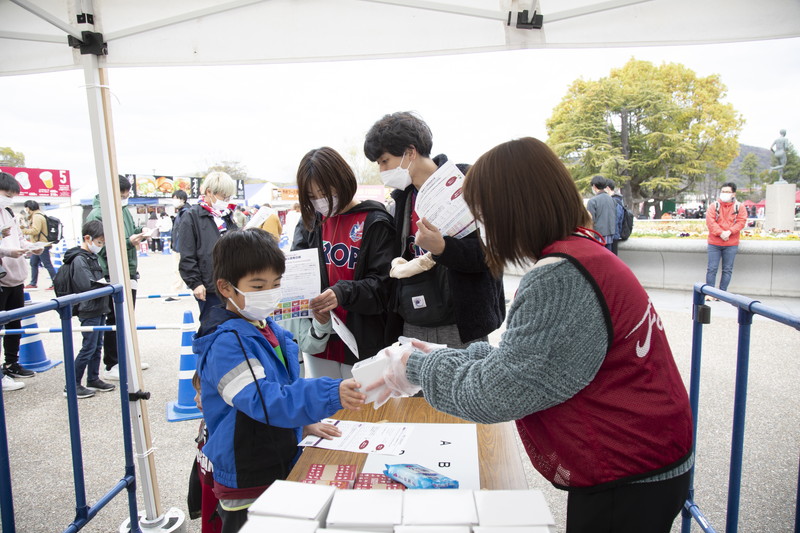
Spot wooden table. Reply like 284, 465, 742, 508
288, 397, 529, 489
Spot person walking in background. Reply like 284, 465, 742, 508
85, 174, 147, 381
368, 138, 693, 533
704, 182, 747, 301
146, 212, 162, 252
56, 220, 116, 399
586, 175, 617, 252
364, 111, 505, 349
21, 199, 57, 290
167, 189, 190, 301
158, 212, 173, 251
283, 202, 302, 243
604, 179, 625, 256
0, 172, 44, 390
258, 203, 283, 241
292, 146, 395, 379
178, 171, 239, 323
232, 206, 246, 228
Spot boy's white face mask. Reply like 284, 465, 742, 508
228, 285, 282, 322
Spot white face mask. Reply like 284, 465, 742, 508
173, 199, 183, 208
380, 154, 413, 190
212, 198, 229, 212
120, 198, 129, 207
88, 241, 103, 254
312, 196, 339, 218
229, 285, 283, 322
0, 196, 13, 209
719, 192, 733, 203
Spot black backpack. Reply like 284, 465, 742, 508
37, 213, 64, 244
52, 259, 74, 298
619, 207, 635, 241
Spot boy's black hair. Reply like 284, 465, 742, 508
212, 229, 285, 288
118, 174, 132, 193
722, 182, 737, 193
82, 220, 104, 239
364, 111, 433, 161
172, 189, 188, 201
605, 179, 616, 191
0, 172, 21, 194
590, 175, 608, 189
23, 199, 39, 211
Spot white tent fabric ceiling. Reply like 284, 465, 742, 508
2, 0, 799, 76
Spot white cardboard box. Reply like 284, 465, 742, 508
474, 490, 555, 531
472, 527, 554, 533
247, 479, 337, 526
238, 515, 319, 533
401, 490, 478, 526
394, 526, 472, 532
326, 489, 404, 532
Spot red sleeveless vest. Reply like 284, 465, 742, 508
515, 235, 693, 490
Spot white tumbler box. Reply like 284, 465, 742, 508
395, 526, 472, 532
239, 515, 320, 533
326, 489, 403, 532
473, 527, 554, 533
401, 490, 478, 526
247, 479, 336, 527
351, 353, 390, 405
474, 490, 555, 532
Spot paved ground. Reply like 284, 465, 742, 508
0, 252, 798, 532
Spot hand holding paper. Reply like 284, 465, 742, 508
303, 421, 343, 440
414, 218, 445, 255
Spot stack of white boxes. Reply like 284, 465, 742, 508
245, 480, 556, 532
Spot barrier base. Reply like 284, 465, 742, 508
19, 358, 62, 373
166, 401, 202, 422
119, 507, 186, 533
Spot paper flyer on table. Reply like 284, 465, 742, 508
414, 161, 477, 239
362, 423, 480, 489
330, 312, 359, 359
271, 249, 320, 321
298, 419, 412, 455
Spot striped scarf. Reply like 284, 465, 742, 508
198, 196, 233, 233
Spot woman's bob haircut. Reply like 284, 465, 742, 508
200, 171, 236, 199
463, 137, 591, 277
296, 147, 357, 230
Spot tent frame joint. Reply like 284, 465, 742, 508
514, 9, 543, 29
68, 31, 107, 56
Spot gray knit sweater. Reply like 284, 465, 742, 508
406, 257, 692, 484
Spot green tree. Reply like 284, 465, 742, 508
343, 142, 381, 185
0, 147, 25, 167
546, 59, 743, 213
739, 152, 762, 196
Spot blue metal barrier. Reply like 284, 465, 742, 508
681, 283, 800, 533
0, 286, 141, 533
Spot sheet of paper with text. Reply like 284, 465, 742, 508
414, 161, 476, 239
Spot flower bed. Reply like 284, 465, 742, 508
630, 220, 800, 240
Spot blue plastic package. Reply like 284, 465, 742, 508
383, 463, 459, 489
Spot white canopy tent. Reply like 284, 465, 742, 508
1, 1, 799, 531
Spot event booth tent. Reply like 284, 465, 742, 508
2, 0, 800, 530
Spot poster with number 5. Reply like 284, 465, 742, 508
0, 167, 72, 198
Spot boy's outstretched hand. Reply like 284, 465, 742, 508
303, 422, 342, 440
339, 378, 366, 410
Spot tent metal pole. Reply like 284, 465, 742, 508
8, 0, 83, 40
80, 45, 164, 525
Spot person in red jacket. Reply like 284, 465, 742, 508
705, 182, 748, 300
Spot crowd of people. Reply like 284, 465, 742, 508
1, 111, 702, 533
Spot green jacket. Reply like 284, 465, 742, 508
85, 195, 143, 279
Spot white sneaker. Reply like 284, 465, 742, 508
2, 374, 25, 392
105, 365, 120, 381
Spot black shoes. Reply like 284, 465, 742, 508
3, 362, 35, 379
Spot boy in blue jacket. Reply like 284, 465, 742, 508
194, 228, 365, 533
56, 220, 115, 399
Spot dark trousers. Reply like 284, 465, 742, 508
0, 284, 24, 365
196, 292, 222, 325
151, 238, 163, 252
103, 288, 136, 371
75, 315, 105, 384
216, 505, 247, 533
566, 470, 691, 533
30, 247, 58, 285
610, 239, 619, 255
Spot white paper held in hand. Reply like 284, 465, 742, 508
329, 311, 359, 359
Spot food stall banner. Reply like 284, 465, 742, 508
1, 167, 72, 198
129, 174, 244, 200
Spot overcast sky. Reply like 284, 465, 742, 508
1, 37, 799, 197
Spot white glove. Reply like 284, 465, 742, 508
370, 337, 446, 408
390, 252, 436, 279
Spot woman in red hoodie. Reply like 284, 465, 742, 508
292, 147, 395, 379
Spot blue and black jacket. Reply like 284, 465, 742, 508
194, 306, 342, 490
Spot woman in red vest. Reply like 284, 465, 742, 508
372, 137, 693, 533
